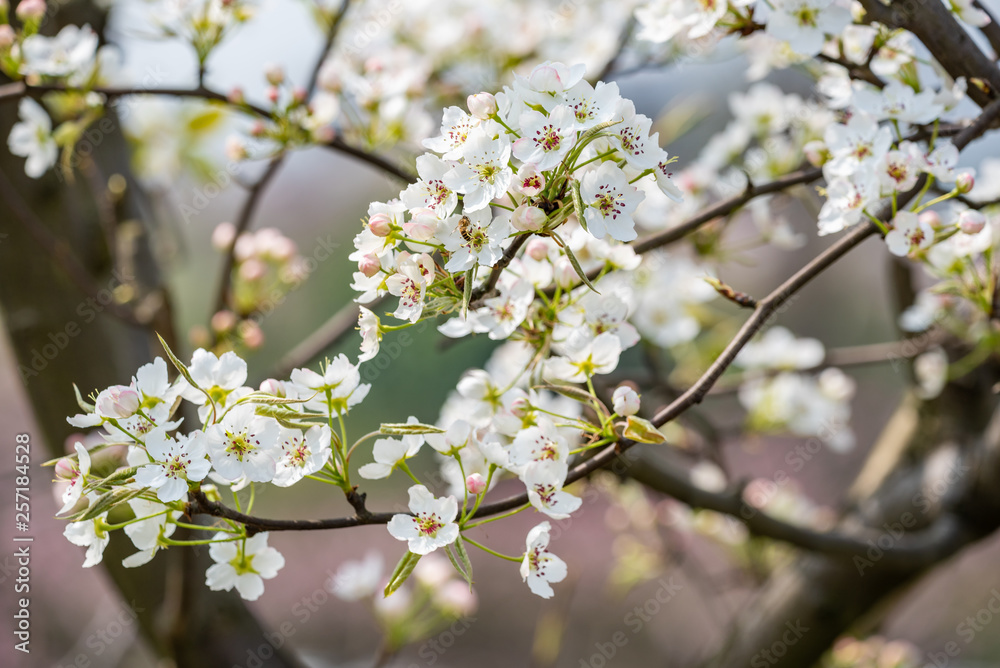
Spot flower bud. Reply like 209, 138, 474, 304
264, 64, 285, 86
918, 210, 941, 229
250, 120, 267, 137
266, 86, 280, 104
211, 310, 238, 333
508, 396, 531, 418
239, 258, 267, 282
955, 171, 975, 194
212, 222, 236, 250
403, 213, 438, 241
55, 457, 77, 480
525, 238, 550, 261
358, 252, 381, 277
612, 385, 640, 416
0, 26, 15, 50
15, 0, 45, 21
511, 204, 547, 232
95, 385, 141, 419
227, 86, 245, 105
368, 213, 393, 237
239, 320, 264, 349
466, 473, 487, 495
292, 87, 308, 105
467, 92, 497, 120
317, 61, 341, 92
958, 209, 986, 235
233, 233, 257, 261
436, 580, 478, 616
225, 135, 248, 162
259, 378, 285, 396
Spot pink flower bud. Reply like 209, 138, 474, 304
918, 210, 941, 229
266, 86, 280, 104
511, 204, 547, 232
15, 0, 45, 21
189, 325, 211, 348
955, 171, 975, 194
509, 396, 532, 418
250, 121, 267, 137
436, 580, 478, 616
292, 87, 307, 104
0, 25, 15, 49
227, 87, 245, 105
525, 238, 550, 261
264, 64, 285, 86
358, 253, 381, 277
403, 213, 438, 241
317, 61, 341, 92
95, 385, 141, 419
958, 209, 986, 234
55, 457, 77, 480
259, 378, 285, 396
212, 222, 236, 250
466, 473, 487, 495
239, 258, 268, 282
239, 320, 265, 349
225, 135, 248, 162
612, 385, 641, 416
368, 213, 393, 237
233, 234, 257, 261
211, 310, 238, 333
467, 92, 497, 120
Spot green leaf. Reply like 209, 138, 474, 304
462, 268, 474, 317
233, 393, 312, 407
73, 383, 95, 412
571, 180, 588, 234
623, 416, 666, 444
85, 466, 139, 492
535, 383, 596, 405
455, 535, 474, 588
156, 333, 200, 393
384, 550, 423, 597
380, 422, 445, 435
552, 231, 600, 294
68, 486, 146, 522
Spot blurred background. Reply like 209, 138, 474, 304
3, 0, 1000, 666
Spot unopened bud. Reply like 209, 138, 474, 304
612, 385, 640, 416
227, 86, 245, 105
238, 320, 264, 349
95, 385, 141, 419
955, 171, 975, 194
264, 64, 285, 86
55, 457, 77, 480
467, 92, 497, 120
212, 222, 236, 250
403, 213, 438, 241
15, 0, 45, 21
358, 253, 381, 277
918, 210, 941, 229
266, 86, 280, 104
259, 378, 285, 396
0, 26, 15, 50
466, 473, 487, 495
525, 238, 550, 261
958, 209, 986, 234
368, 212, 393, 237
292, 87, 307, 104
511, 204, 547, 232
211, 310, 238, 333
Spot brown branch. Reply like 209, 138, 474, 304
468, 233, 530, 308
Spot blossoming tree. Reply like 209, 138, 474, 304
3, 0, 1000, 665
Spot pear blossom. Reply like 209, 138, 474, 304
544, 331, 623, 383
635, 0, 733, 44
765, 0, 851, 56
925, 142, 959, 182
387, 485, 459, 555
204, 405, 280, 483
290, 354, 371, 415
133, 358, 182, 410
879, 142, 923, 194
513, 163, 545, 196
440, 207, 512, 271
512, 106, 577, 170
122, 497, 177, 568
423, 106, 480, 159
949, 0, 991, 26
328, 552, 384, 601
358, 437, 420, 480
523, 461, 581, 519
357, 306, 382, 362
824, 115, 893, 178
817, 169, 879, 235
135, 428, 212, 502
509, 418, 569, 473
180, 349, 248, 414
205, 532, 285, 601
443, 127, 513, 212
520, 522, 567, 599
401, 154, 458, 218
579, 162, 645, 242
95, 385, 141, 419
609, 99, 661, 170
612, 386, 641, 416
736, 326, 825, 370
64, 494, 110, 568
20, 24, 99, 79
852, 80, 943, 125
885, 211, 935, 257
57, 442, 92, 515
478, 277, 534, 340
272, 425, 332, 487
426, 420, 474, 456
7, 98, 57, 178
386, 253, 435, 323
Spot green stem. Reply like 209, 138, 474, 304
461, 535, 523, 562
462, 502, 530, 530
